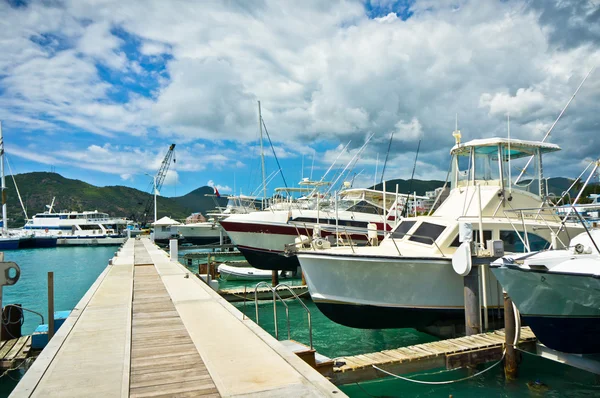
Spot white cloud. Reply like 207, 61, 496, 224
207, 180, 232, 193
1, 0, 600, 180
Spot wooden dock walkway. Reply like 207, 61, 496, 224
11, 238, 343, 397
331, 327, 537, 385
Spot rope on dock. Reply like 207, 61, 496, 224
372, 350, 505, 385
370, 301, 522, 385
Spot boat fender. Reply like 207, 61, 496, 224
45, 228, 49, 233
295, 235, 310, 249
452, 241, 472, 276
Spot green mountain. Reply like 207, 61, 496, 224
372, 177, 584, 198
4, 172, 226, 228
371, 179, 446, 196
4, 172, 593, 228
171, 186, 227, 215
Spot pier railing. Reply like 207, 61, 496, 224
254, 282, 313, 350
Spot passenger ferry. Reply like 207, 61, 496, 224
22, 210, 130, 246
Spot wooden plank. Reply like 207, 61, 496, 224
380, 349, 411, 361
130, 381, 218, 398
0, 339, 17, 359
14, 337, 32, 360
131, 343, 197, 359
131, 370, 212, 389
130, 367, 210, 386
446, 346, 503, 370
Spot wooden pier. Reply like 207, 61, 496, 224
331, 327, 537, 385
0, 336, 37, 371
11, 238, 344, 397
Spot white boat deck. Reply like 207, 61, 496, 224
10, 237, 344, 397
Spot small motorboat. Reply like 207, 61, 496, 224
217, 263, 274, 281
491, 229, 600, 354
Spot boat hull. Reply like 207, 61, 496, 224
237, 245, 299, 271
18, 236, 57, 248
218, 264, 273, 281
0, 238, 19, 250
297, 251, 502, 329
221, 218, 376, 271
492, 265, 600, 354
56, 236, 126, 246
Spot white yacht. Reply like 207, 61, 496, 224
296, 137, 583, 330
220, 188, 409, 271
23, 209, 129, 246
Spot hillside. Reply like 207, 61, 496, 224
3, 172, 593, 228
4, 172, 224, 227
372, 177, 581, 197
171, 186, 228, 214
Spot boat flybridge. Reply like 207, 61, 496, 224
296, 136, 584, 330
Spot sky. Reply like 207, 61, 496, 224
0, 0, 599, 199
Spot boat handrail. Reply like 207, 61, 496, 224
253, 282, 313, 349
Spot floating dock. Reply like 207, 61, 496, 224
331, 327, 537, 385
11, 238, 344, 397
0, 336, 36, 371
219, 284, 309, 302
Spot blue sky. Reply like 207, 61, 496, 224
1, 0, 599, 201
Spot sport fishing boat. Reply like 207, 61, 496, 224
296, 136, 583, 330
220, 187, 406, 271
22, 206, 129, 246
491, 229, 600, 354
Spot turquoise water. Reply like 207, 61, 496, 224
3, 247, 118, 335
0, 246, 118, 396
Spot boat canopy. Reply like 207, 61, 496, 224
450, 137, 560, 198
451, 138, 560, 159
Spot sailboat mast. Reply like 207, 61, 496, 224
258, 101, 266, 208
0, 122, 6, 236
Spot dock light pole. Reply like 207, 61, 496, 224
144, 173, 158, 224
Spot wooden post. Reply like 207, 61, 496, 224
301, 271, 306, 286
504, 292, 518, 380
48, 272, 55, 341
271, 270, 279, 287
463, 265, 480, 336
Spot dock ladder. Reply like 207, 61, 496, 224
253, 282, 313, 350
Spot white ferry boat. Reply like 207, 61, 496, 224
22, 209, 130, 246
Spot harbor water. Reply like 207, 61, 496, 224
0, 246, 598, 397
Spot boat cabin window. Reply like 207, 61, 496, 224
391, 220, 416, 239
345, 200, 382, 215
499, 230, 550, 253
408, 222, 446, 245
474, 148, 500, 181
450, 230, 492, 247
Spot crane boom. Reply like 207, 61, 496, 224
141, 143, 176, 226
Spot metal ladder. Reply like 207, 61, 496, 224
254, 282, 313, 349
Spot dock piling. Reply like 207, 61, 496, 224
47, 272, 54, 341
271, 270, 279, 287
464, 266, 481, 336
169, 238, 178, 262
503, 292, 518, 380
